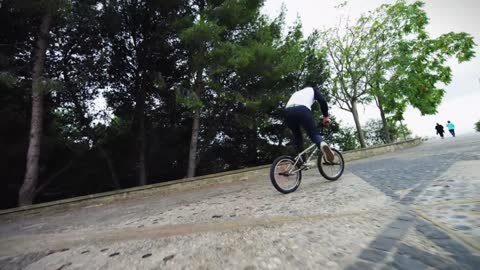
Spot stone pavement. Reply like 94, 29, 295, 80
1, 134, 479, 270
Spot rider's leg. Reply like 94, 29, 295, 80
285, 107, 304, 154
299, 107, 334, 162
285, 107, 308, 165
297, 107, 322, 146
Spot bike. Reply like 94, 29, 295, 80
270, 127, 345, 194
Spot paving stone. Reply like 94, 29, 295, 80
415, 224, 450, 240
381, 226, 407, 240
397, 215, 416, 222
0, 252, 51, 270
344, 260, 376, 270
450, 255, 480, 270
454, 225, 471, 231
358, 248, 388, 263
432, 239, 472, 255
389, 254, 428, 270
369, 236, 397, 252
388, 220, 413, 230
396, 244, 455, 270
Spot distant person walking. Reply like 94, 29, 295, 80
435, 123, 445, 139
446, 121, 455, 137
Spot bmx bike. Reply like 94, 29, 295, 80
270, 130, 345, 194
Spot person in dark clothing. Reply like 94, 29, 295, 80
435, 123, 445, 139
285, 86, 333, 162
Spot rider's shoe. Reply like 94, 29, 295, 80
320, 141, 334, 163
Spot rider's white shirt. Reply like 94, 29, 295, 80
286, 87, 315, 110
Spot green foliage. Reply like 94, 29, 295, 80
363, 118, 412, 146
334, 127, 359, 151
363, 119, 386, 146
325, 118, 359, 151
393, 121, 412, 141
175, 88, 204, 110
329, 0, 476, 147
33, 79, 64, 94
365, 0, 476, 117
475, 120, 480, 133
0, 72, 16, 87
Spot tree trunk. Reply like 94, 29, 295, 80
377, 96, 392, 143
187, 70, 202, 178
136, 85, 147, 185
351, 101, 366, 148
249, 117, 259, 165
18, 13, 52, 206
400, 120, 407, 141
99, 146, 121, 190
187, 109, 200, 178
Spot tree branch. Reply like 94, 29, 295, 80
35, 161, 74, 197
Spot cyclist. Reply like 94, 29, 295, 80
285, 85, 334, 163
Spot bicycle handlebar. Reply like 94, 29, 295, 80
318, 121, 333, 141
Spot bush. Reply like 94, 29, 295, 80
475, 120, 480, 132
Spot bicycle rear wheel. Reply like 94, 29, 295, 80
317, 148, 344, 181
270, 155, 302, 194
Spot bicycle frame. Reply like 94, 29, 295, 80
289, 143, 318, 174
284, 123, 334, 175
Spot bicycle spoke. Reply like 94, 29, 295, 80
272, 158, 301, 192
318, 148, 344, 181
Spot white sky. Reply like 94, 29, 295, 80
262, 0, 480, 137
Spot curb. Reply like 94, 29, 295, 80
342, 137, 421, 162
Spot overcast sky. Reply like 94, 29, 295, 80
262, 0, 480, 137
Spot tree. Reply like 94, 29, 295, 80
328, 0, 476, 147
179, 0, 269, 178
363, 118, 411, 146
327, 17, 375, 148
49, 0, 122, 190
363, 1, 476, 138
101, 0, 190, 185
475, 120, 480, 133
18, 0, 71, 206
1, 1, 35, 208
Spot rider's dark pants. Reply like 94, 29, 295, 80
449, 129, 455, 137
285, 105, 322, 153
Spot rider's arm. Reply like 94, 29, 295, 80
313, 87, 329, 117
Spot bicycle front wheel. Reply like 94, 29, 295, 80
317, 148, 344, 181
270, 155, 302, 194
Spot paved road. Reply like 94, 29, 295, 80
1, 134, 479, 270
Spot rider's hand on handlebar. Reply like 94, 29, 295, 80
322, 116, 331, 126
